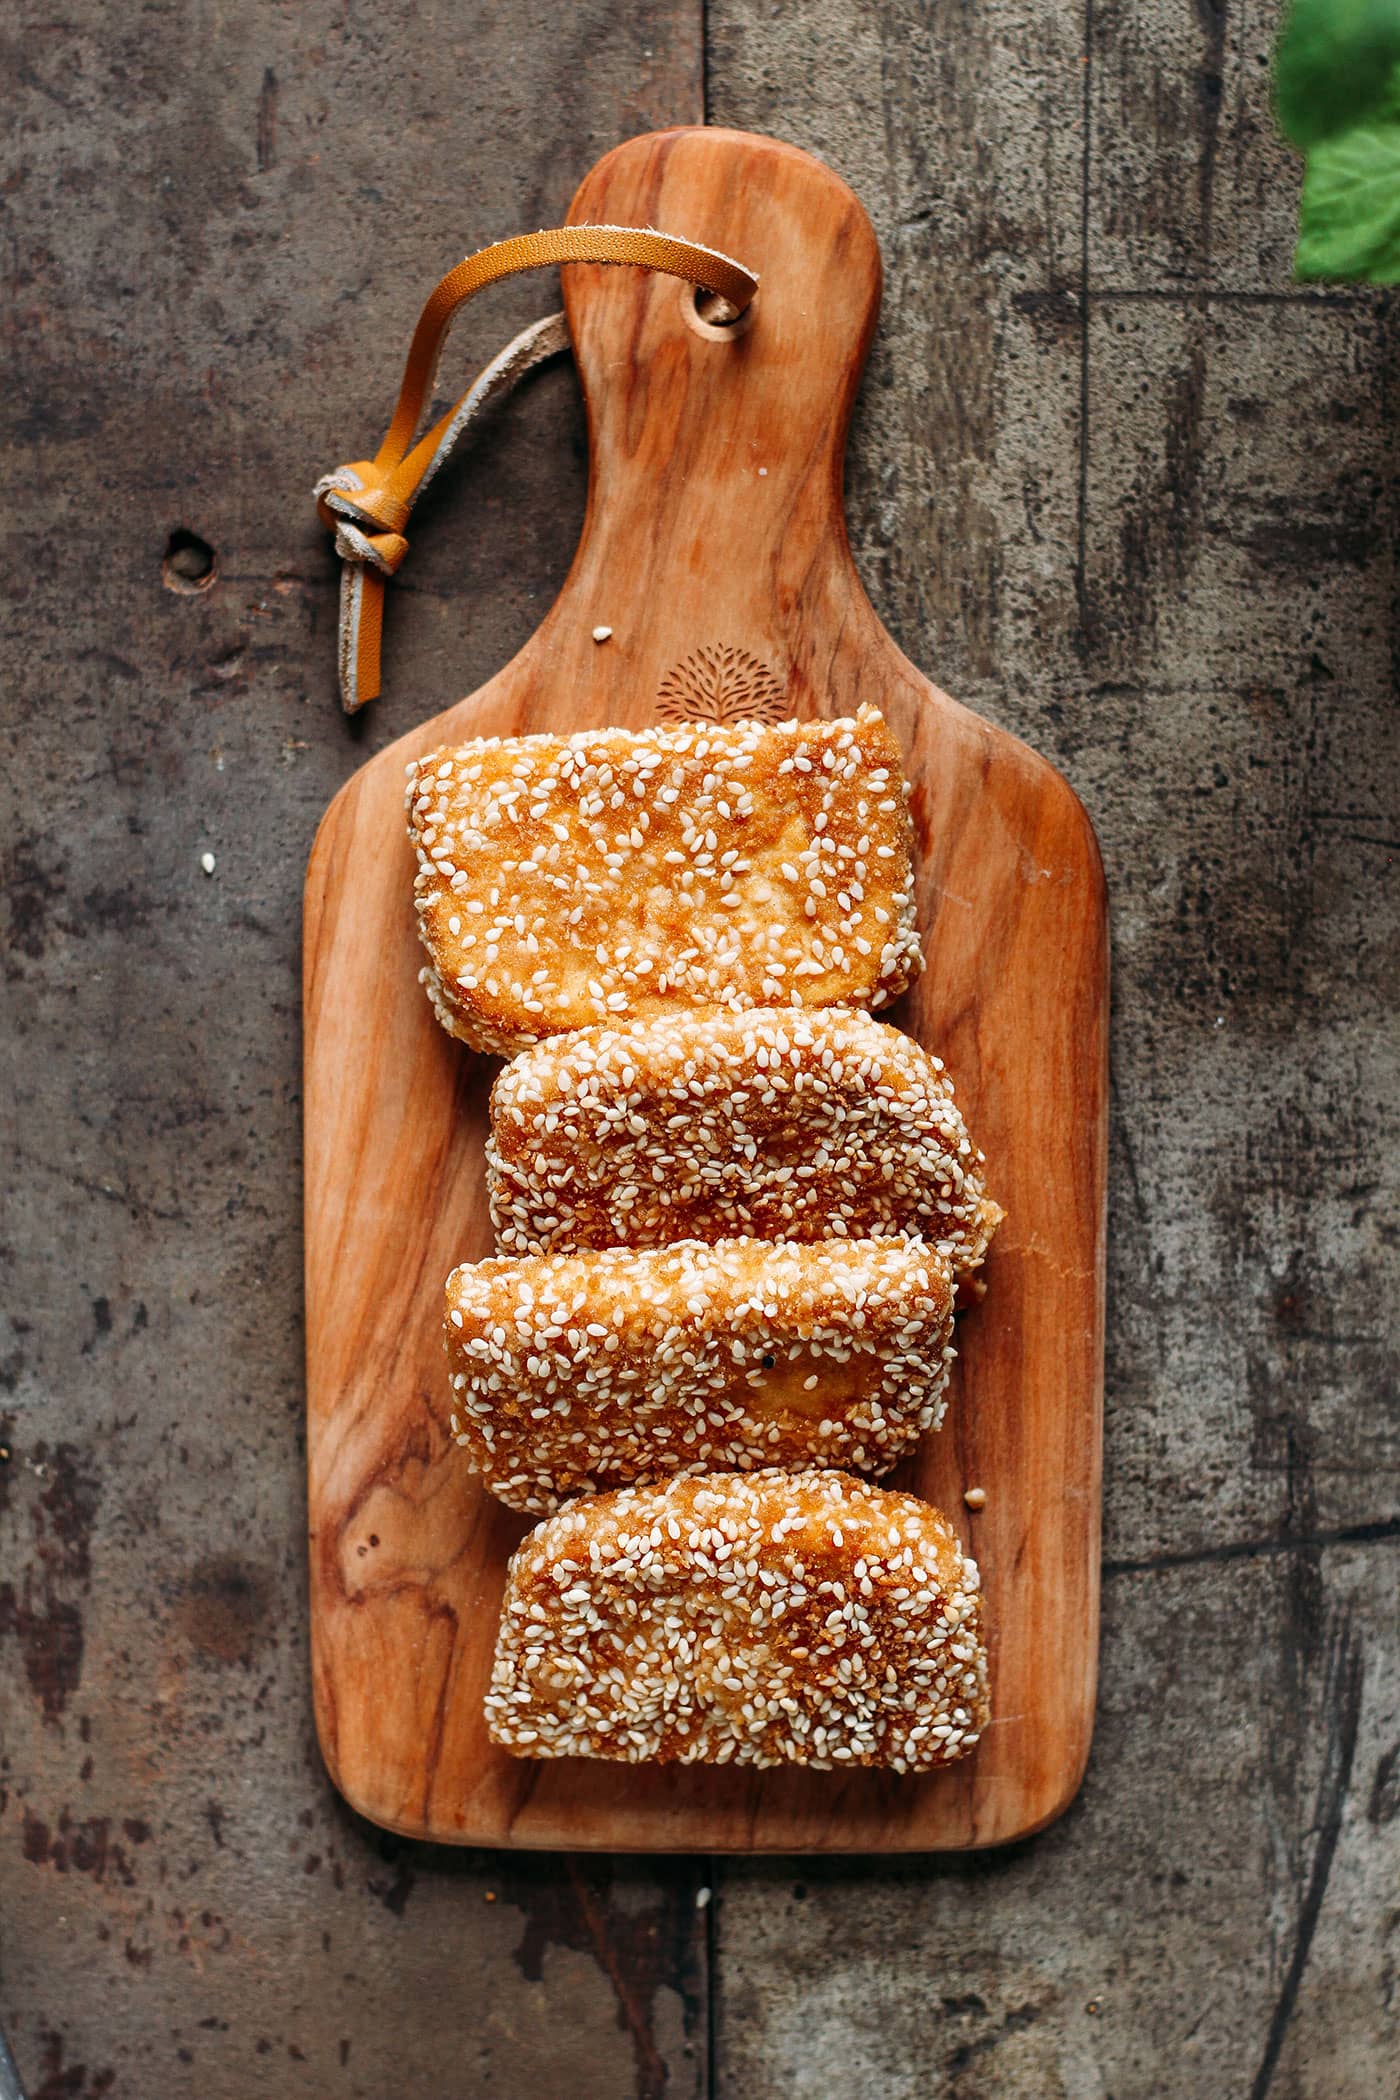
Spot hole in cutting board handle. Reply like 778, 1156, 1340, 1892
685, 280, 758, 341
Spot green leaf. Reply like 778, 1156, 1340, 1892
1296, 100, 1400, 281
1276, 0, 1400, 148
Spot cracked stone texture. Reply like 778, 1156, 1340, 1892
2, 1, 1397, 2097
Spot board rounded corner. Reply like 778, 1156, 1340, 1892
314, 1726, 439, 1846
999, 1721, 1097, 1851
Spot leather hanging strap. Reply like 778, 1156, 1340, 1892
314, 226, 759, 713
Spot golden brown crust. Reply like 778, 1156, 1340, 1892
487, 1005, 1002, 1279
406, 707, 922, 1055
443, 1238, 956, 1513
485, 1469, 989, 1769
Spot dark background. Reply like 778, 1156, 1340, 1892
3, 2, 1398, 2095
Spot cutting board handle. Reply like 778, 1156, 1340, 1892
537, 127, 885, 731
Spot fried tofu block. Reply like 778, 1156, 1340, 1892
406, 705, 922, 1056
485, 1469, 989, 1769
443, 1238, 955, 1513
487, 1005, 1002, 1283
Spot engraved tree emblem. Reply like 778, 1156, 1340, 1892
655, 644, 787, 725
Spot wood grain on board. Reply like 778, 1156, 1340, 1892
303, 126, 1108, 1852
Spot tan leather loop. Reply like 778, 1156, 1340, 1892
315, 226, 759, 712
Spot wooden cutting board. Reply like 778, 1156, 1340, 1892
303, 125, 1107, 1852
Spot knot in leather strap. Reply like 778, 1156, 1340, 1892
315, 225, 758, 713
314, 464, 411, 574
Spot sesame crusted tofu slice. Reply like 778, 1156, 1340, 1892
443, 1238, 956, 1514
405, 705, 922, 1056
485, 1469, 989, 1770
487, 1005, 1002, 1283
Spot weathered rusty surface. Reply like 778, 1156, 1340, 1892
1, 3, 709, 2095
3, 0, 1398, 2092
707, 1, 1400, 2095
